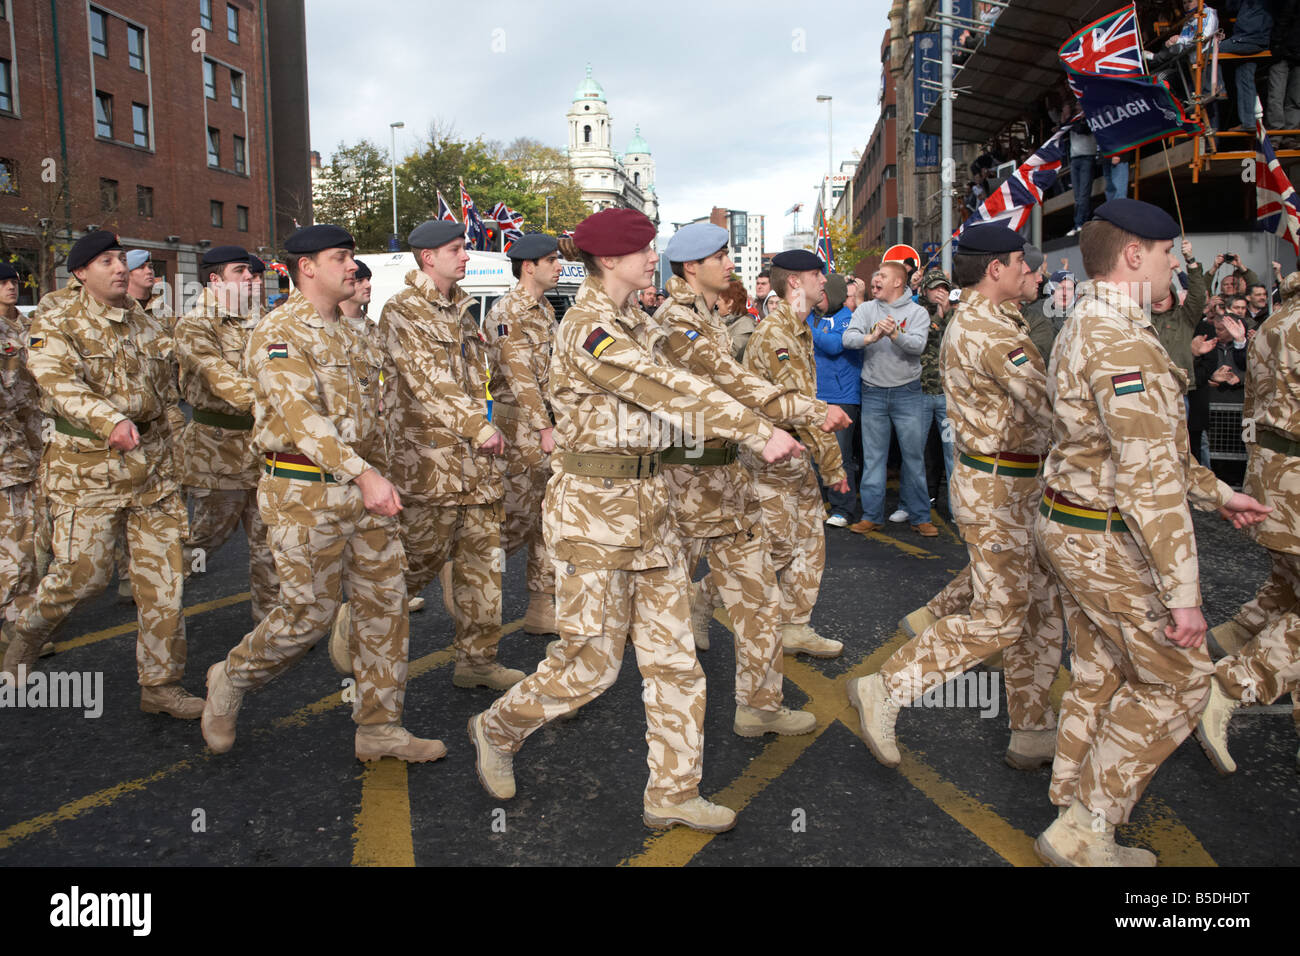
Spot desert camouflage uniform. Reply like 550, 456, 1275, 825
656, 276, 831, 708
1038, 280, 1235, 824
740, 300, 845, 626
216, 289, 405, 726
881, 291, 1061, 732
480, 275, 776, 807
175, 288, 275, 620
7, 285, 189, 686
0, 307, 43, 624
379, 270, 506, 668
483, 284, 557, 598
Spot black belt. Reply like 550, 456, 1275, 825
193, 408, 254, 430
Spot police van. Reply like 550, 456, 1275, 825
356, 249, 585, 327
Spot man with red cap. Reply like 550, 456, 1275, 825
468, 208, 803, 833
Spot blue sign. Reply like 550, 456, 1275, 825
914, 33, 941, 169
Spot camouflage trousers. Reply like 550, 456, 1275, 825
224, 476, 408, 726
686, 517, 785, 711
185, 486, 277, 621
927, 564, 972, 619
1217, 549, 1300, 709
401, 499, 504, 667
0, 482, 36, 623
482, 559, 707, 807
502, 460, 553, 595
883, 465, 1062, 732
752, 463, 825, 625
1036, 514, 1212, 825
8, 492, 188, 686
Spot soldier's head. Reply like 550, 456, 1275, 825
68, 231, 130, 307
770, 249, 826, 318
282, 225, 357, 309
507, 233, 562, 292
871, 261, 909, 303
0, 263, 19, 307
571, 209, 659, 302
248, 255, 266, 301
407, 220, 469, 293
1079, 200, 1180, 306
756, 271, 771, 298
665, 223, 732, 298
125, 250, 156, 302
1247, 283, 1268, 311
350, 259, 373, 311
201, 246, 253, 314
950, 225, 1027, 305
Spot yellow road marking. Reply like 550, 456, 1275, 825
52, 591, 253, 653
352, 760, 415, 867
865, 532, 939, 559
1122, 796, 1217, 867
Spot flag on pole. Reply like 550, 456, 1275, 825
815, 208, 834, 271
436, 191, 459, 222
1059, 4, 1143, 93
1255, 103, 1300, 255
502, 228, 524, 253
460, 179, 487, 251
489, 202, 526, 230
958, 123, 1074, 238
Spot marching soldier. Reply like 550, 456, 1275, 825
848, 224, 1064, 775
739, 249, 849, 658
467, 208, 802, 832
657, 223, 850, 735
174, 245, 276, 621
201, 224, 443, 762
482, 233, 562, 635
1, 231, 201, 717
331, 220, 520, 690
1030, 200, 1268, 866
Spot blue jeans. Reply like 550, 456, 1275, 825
925, 392, 954, 514
1103, 157, 1128, 201
1219, 37, 1265, 128
1071, 155, 1096, 229
823, 402, 862, 521
859, 381, 931, 526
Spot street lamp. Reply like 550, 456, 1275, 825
816, 95, 833, 218
545, 195, 551, 230
389, 121, 405, 243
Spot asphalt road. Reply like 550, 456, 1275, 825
1, 506, 1296, 868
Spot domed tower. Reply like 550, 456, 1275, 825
567, 64, 612, 156
623, 125, 655, 196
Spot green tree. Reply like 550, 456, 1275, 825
826, 216, 870, 276
500, 138, 589, 233
313, 139, 393, 252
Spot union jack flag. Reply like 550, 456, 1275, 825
501, 228, 524, 253
958, 122, 1075, 239
1060, 4, 1142, 98
489, 202, 526, 230
1255, 104, 1300, 255
436, 191, 458, 223
460, 179, 487, 251
815, 208, 833, 271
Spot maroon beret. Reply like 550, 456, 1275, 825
572, 208, 657, 258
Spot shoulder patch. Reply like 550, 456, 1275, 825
582, 326, 615, 358
1111, 371, 1145, 395
684, 329, 700, 341
497, 323, 509, 337
267, 343, 288, 360
1008, 347, 1028, 367
776, 347, 790, 361
28, 336, 44, 349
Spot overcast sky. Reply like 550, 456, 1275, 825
305, 0, 893, 248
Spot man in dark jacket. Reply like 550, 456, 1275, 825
1152, 238, 1208, 384
1219, 0, 1274, 130
1267, 0, 1300, 147
809, 274, 864, 526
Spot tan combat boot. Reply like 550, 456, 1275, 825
453, 662, 526, 690
780, 623, 843, 659
201, 660, 244, 754
140, 683, 205, 719
439, 562, 454, 614
327, 602, 355, 676
468, 712, 515, 798
1035, 800, 1155, 867
1005, 728, 1057, 770
355, 724, 446, 763
688, 580, 712, 651
899, 606, 937, 638
408, 596, 425, 613
1195, 676, 1241, 775
847, 672, 902, 767
734, 704, 817, 737
643, 796, 737, 833
1, 624, 43, 684
117, 577, 133, 604
522, 590, 556, 635
1207, 620, 1252, 660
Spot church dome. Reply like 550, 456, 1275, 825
626, 125, 650, 155
572, 64, 606, 104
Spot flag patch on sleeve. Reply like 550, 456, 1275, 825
497, 324, 509, 337
28, 336, 44, 349
776, 347, 790, 361
1111, 371, 1145, 395
1008, 347, 1028, 367
267, 343, 288, 360
583, 327, 615, 358
684, 329, 700, 341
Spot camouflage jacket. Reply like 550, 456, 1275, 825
546, 275, 775, 570
379, 269, 504, 505
175, 288, 261, 489
1242, 271, 1300, 554
919, 300, 954, 395
0, 307, 44, 488
484, 284, 557, 475
26, 284, 181, 507
1043, 280, 1233, 608
245, 289, 388, 483
655, 276, 829, 537
740, 300, 845, 487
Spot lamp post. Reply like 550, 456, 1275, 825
389, 121, 405, 244
545, 195, 551, 230
816, 95, 833, 218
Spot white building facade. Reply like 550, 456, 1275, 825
566, 65, 659, 224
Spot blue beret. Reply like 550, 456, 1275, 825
1093, 198, 1180, 240
665, 223, 729, 263
125, 249, 151, 271
284, 224, 355, 255
507, 233, 559, 260
409, 220, 466, 249
201, 245, 250, 268
68, 230, 122, 272
957, 224, 1024, 255
771, 249, 824, 272
248, 255, 265, 275
0, 263, 17, 282
353, 259, 372, 280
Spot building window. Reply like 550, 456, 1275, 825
883, 165, 897, 180
89, 8, 107, 57
132, 103, 149, 148
226, 4, 238, 43
127, 25, 145, 71
230, 70, 243, 110
0, 59, 11, 113
0, 157, 17, 195
94, 91, 112, 138
0, 1, 7, 20
233, 135, 246, 174
200, 0, 212, 30
583, 125, 591, 144
137, 185, 154, 218
633, 172, 639, 186
236, 205, 248, 232
203, 59, 216, 99
207, 127, 220, 167
210, 200, 223, 228
99, 178, 118, 213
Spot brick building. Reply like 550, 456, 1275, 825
0, 0, 310, 302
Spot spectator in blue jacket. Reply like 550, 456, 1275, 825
1220, 0, 1274, 130
808, 273, 864, 526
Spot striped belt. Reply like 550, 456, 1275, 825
194, 408, 254, 430
1255, 425, 1300, 458
958, 451, 1043, 478
263, 452, 336, 483
560, 451, 662, 479
1039, 486, 1128, 533
55, 416, 152, 440
661, 444, 738, 467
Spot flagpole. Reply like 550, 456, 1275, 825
1130, 1, 1187, 234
